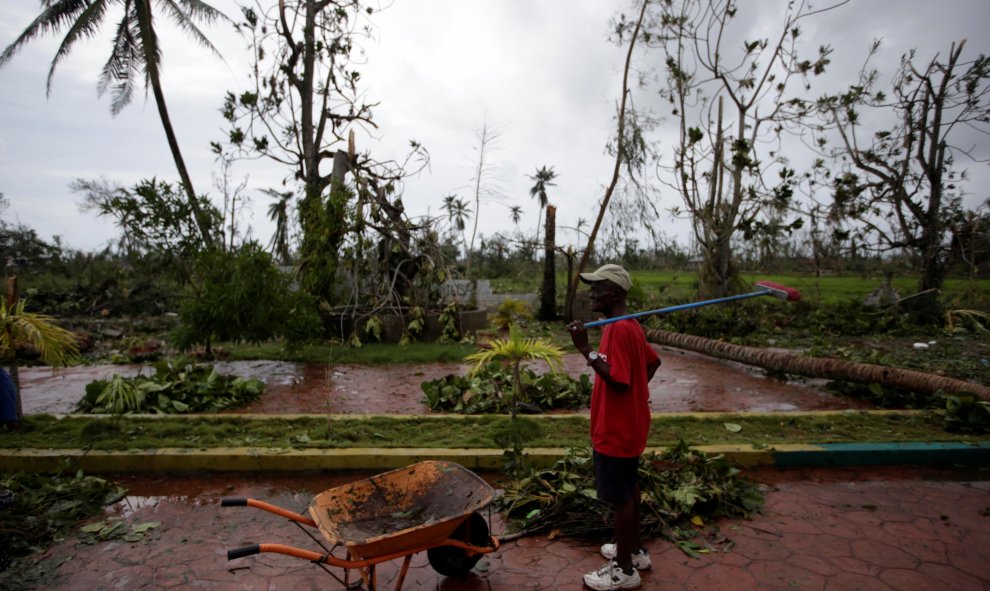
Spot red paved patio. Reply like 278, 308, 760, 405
2, 464, 987, 590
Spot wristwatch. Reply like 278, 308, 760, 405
587, 351, 600, 365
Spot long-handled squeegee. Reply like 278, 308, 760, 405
583, 281, 801, 328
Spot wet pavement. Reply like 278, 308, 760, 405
19, 349, 870, 416
1, 464, 987, 590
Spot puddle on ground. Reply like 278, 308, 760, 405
18, 348, 871, 415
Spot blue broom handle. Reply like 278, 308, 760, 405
583, 289, 771, 328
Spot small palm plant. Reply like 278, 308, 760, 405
464, 324, 564, 418
1, 299, 79, 421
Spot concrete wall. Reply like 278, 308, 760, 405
440, 279, 538, 312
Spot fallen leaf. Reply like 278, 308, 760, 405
132, 521, 161, 533
80, 522, 106, 533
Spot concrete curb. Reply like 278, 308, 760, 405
1, 441, 987, 473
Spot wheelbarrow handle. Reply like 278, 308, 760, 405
228, 545, 261, 560
218, 497, 317, 527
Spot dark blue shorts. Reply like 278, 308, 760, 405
593, 450, 640, 503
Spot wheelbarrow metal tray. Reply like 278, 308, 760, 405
308, 460, 494, 559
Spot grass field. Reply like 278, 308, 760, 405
624, 271, 989, 306
489, 268, 990, 308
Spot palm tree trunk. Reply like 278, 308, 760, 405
149, 70, 213, 247
643, 328, 990, 402
511, 361, 521, 419
137, 0, 214, 248
4, 341, 19, 421
5, 278, 21, 421
539, 206, 557, 321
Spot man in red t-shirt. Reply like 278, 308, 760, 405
568, 264, 660, 590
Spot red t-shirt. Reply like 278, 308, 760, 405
590, 319, 660, 458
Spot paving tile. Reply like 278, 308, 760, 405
787, 553, 841, 577
684, 563, 758, 589
879, 567, 964, 590
947, 531, 990, 581
849, 539, 918, 570
826, 571, 894, 590
828, 555, 881, 577
746, 559, 827, 589
769, 532, 851, 559
896, 536, 949, 564
643, 553, 698, 584
917, 562, 987, 591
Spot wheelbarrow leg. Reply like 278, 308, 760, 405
392, 555, 413, 591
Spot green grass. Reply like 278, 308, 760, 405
629, 271, 990, 306
492, 268, 989, 308
1, 412, 983, 451
223, 340, 477, 364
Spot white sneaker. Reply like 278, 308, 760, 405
583, 560, 642, 590
600, 543, 652, 571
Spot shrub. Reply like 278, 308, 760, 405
421, 362, 590, 414
171, 243, 322, 354
491, 299, 533, 330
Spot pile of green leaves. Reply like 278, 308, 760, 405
76, 357, 264, 414
77, 516, 160, 545
0, 470, 125, 570
943, 394, 990, 433
421, 362, 591, 414
824, 381, 943, 410
496, 442, 764, 548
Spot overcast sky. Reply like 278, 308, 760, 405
1, 0, 988, 253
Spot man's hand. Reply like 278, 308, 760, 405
567, 320, 591, 355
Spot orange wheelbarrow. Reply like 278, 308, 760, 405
221, 461, 500, 590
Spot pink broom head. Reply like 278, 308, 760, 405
755, 281, 801, 301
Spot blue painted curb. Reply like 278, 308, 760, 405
772, 441, 990, 467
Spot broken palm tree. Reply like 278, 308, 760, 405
643, 328, 990, 403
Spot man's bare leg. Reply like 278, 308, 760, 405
613, 483, 640, 573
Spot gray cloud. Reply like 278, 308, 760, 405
1, 0, 987, 252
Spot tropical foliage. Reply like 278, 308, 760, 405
1, 298, 80, 420
421, 362, 591, 414
0, 300, 79, 368
943, 394, 990, 434
464, 324, 564, 417
76, 357, 263, 414
491, 299, 534, 330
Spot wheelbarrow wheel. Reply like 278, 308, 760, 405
427, 512, 490, 577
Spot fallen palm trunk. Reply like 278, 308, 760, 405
644, 329, 990, 403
